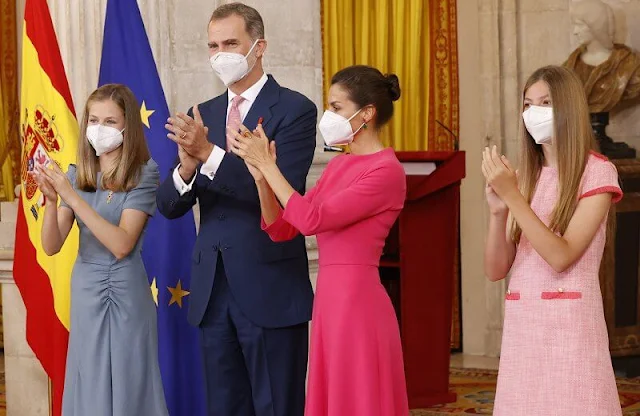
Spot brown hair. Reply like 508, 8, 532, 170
510, 65, 596, 243
331, 65, 401, 128
210, 2, 264, 40
76, 84, 150, 193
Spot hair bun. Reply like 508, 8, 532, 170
385, 74, 401, 101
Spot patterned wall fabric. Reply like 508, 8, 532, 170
0, 0, 20, 201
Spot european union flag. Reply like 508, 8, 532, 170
98, 1, 205, 414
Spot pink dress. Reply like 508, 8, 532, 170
262, 148, 409, 416
494, 153, 624, 415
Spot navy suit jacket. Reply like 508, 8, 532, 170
156, 75, 316, 328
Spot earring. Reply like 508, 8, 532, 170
362, 122, 368, 129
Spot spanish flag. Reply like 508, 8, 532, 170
14, 0, 79, 414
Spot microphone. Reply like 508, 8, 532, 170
435, 120, 459, 151
323, 145, 345, 152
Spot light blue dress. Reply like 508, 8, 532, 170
60, 160, 168, 416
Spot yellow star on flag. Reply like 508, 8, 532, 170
150, 277, 158, 306
168, 280, 190, 308
140, 100, 155, 128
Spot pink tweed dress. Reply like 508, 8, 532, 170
493, 153, 623, 416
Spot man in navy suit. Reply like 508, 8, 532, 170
157, 3, 316, 415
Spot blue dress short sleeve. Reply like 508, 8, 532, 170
123, 159, 160, 216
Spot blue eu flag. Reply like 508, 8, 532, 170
98, 1, 205, 414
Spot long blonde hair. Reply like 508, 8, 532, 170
76, 84, 150, 192
510, 66, 596, 243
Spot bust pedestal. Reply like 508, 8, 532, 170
591, 113, 636, 159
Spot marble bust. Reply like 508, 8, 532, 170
563, 0, 640, 158
564, 0, 640, 113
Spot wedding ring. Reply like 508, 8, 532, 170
242, 131, 252, 138
180, 132, 187, 139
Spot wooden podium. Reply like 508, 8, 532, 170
379, 151, 465, 408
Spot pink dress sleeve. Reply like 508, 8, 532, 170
281, 162, 405, 236
260, 176, 324, 242
261, 207, 300, 242
580, 158, 623, 203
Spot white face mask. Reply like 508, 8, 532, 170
209, 40, 260, 86
86, 124, 124, 156
522, 105, 554, 145
318, 109, 364, 146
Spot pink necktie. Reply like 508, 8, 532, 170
226, 95, 245, 151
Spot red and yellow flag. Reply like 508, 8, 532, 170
14, 0, 79, 414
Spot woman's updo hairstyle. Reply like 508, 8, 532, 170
331, 65, 401, 128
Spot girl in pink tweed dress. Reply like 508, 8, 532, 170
482, 66, 623, 415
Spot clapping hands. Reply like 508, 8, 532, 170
481, 145, 518, 214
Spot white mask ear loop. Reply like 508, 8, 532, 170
347, 108, 362, 122
244, 39, 261, 74
348, 108, 366, 139
246, 39, 259, 57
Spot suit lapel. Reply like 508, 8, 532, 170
243, 75, 279, 131
202, 76, 280, 150
204, 92, 229, 150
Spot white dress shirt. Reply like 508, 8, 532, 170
173, 73, 269, 195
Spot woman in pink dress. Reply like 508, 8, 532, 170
482, 65, 623, 415
228, 65, 409, 416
